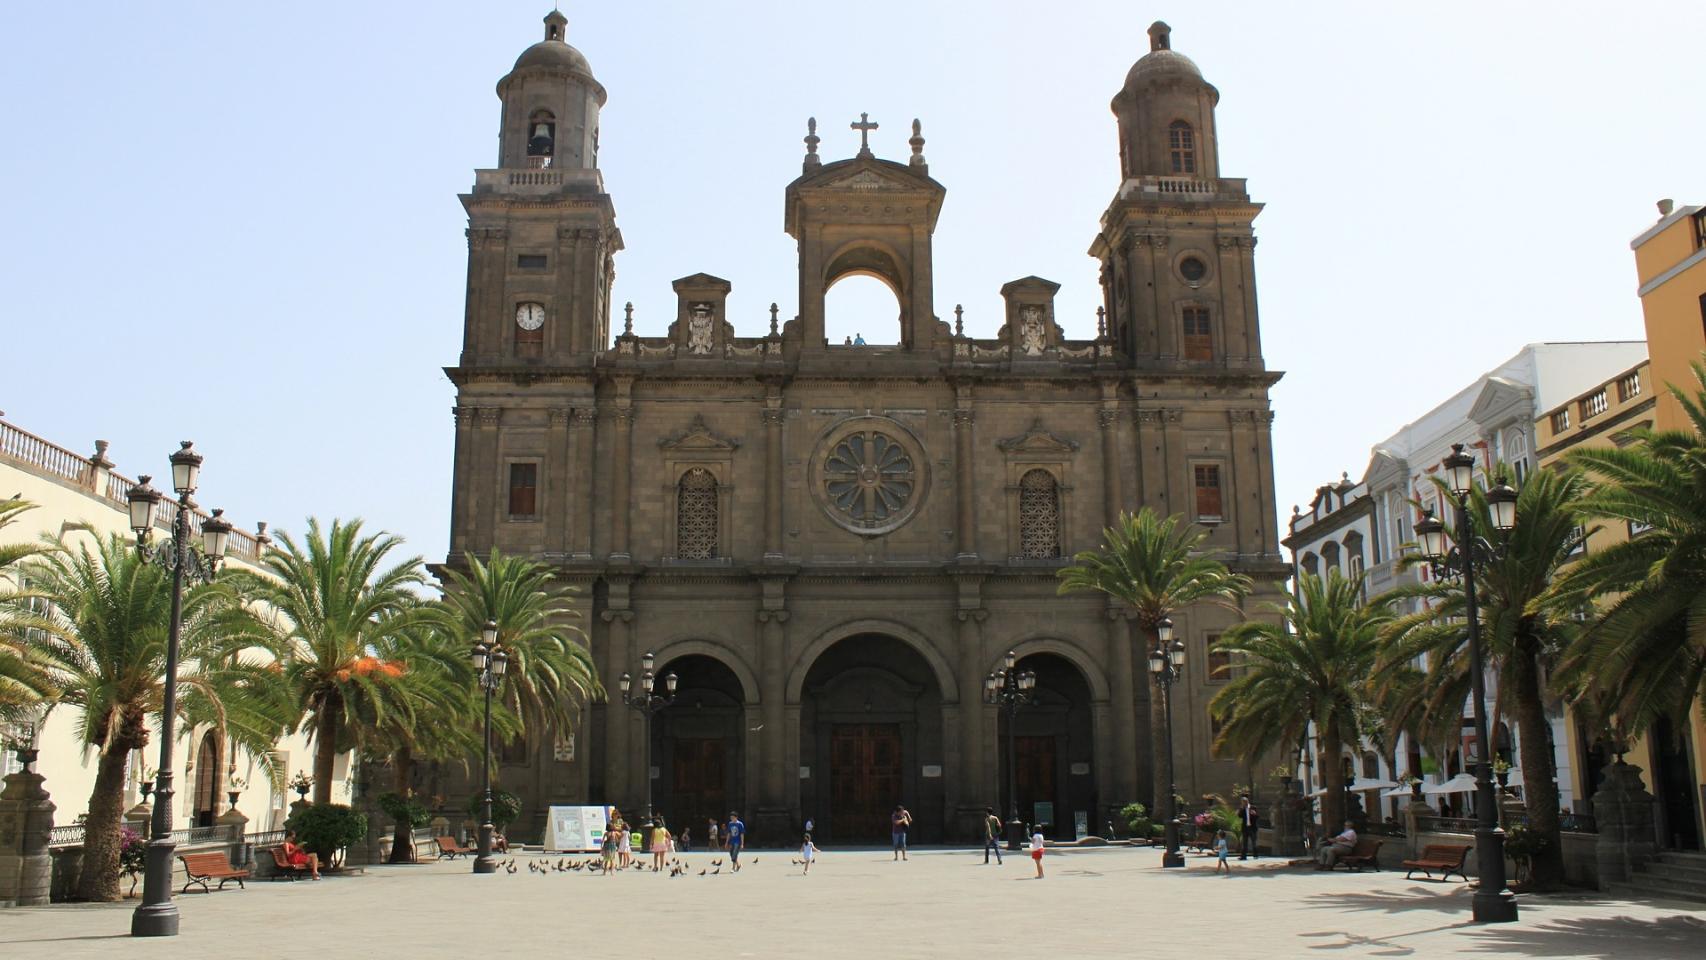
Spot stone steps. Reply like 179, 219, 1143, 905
1607, 877, 1706, 905
1608, 851, 1706, 904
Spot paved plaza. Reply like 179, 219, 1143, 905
3, 847, 1703, 959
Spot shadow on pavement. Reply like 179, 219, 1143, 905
1458, 914, 1706, 959
0, 934, 130, 945
1297, 921, 1472, 956
1302, 886, 1475, 916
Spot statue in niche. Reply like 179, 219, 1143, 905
687, 303, 715, 355
1019, 304, 1047, 356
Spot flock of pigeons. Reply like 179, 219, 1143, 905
499, 856, 757, 877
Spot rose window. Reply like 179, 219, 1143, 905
822, 430, 916, 529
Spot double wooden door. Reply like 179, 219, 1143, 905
830, 723, 902, 841
1015, 735, 1058, 828
671, 738, 727, 825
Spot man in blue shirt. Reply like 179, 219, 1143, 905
725, 811, 746, 871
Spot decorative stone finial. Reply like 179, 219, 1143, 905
91, 439, 113, 468
909, 119, 926, 169
1149, 21, 1171, 52
544, 9, 567, 42
803, 117, 821, 172
256, 521, 271, 546
1096, 305, 1107, 339
1658, 198, 1675, 217
623, 302, 634, 336
954, 304, 964, 337
851, 112, 879, 158
769, 303, 780, 336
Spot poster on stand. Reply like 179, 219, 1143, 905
545, 805, 610, 852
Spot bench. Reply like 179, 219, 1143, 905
268, 845, 310, 880
436, 835, 475, 860
1403, 843, 1471, 882
179, 851, 249, 893
1326, 836, 1384, 871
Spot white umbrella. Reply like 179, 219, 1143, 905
1422, 772, 1479, 795
1380, 784, 1420, 799
1349, 777, 1399, 792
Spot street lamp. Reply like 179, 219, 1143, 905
1148, 616, 1187, 868
1414, 442, 1519, 924
984, 650, 1038, 850
126, 444, 232, 938
471, 620, 508, 875
620, 652, 678, 829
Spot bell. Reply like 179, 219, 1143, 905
531, 123, 552, 141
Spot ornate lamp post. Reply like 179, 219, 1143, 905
983, 651, 1036, 850
470, 620, 508, 875
1413, 442, 1519, 924
126, 443, 233, 938
619, 652, 678, 828
1147, 617, 1186, 868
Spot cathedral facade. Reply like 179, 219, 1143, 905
445, 13, 1286, 843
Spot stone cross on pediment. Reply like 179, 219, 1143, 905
851, 112, 878, 157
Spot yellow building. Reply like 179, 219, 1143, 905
1630, 199, 1706, 850
0, 416, 340, 832
1534, 360, 1657, 820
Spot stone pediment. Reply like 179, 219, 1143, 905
996, 419, 1080, 455
1468, 376, 1533, 430
658, 415, 740, 451
823, 169, 913, 192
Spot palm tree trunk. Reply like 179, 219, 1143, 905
312, 704, 339, 806
1508, 645, 1564, 890
1320, 731, 1348, 832
388, 745, 415, 864
1149, 674, 1168, 813
76, 743, 134, 902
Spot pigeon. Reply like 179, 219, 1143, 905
505, 862, 517, 874
699, 869, 706, 876
711, 867, 720, 875
528, 861, 539, 873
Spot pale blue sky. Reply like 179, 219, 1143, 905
2, 1, 1700, 560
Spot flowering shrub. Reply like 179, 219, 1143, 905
119, 826, 147, 895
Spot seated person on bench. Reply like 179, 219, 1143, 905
282, 830, 322, 879
1315, 821, 1357, 869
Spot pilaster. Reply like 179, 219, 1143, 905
570, 408, 596, 559
953, 386, 978, 560
546, 408, 572, 553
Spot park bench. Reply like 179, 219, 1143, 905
436, 835, 475, 860
1329, 836, 1385, 871
268, 845, 310, 880
1403, 843, 1471, 882
178, 851, 249, 893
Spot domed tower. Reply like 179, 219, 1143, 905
496, 9, 606, 170
1090, 21, 1262, 370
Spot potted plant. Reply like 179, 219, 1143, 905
139, 767, 157, 802
289, 770, 314, 801
118, 825, 147, 897
227, 775, 247, 811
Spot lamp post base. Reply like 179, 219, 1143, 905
1161, 821, 1185, 868
473, 821, 498, 874
1006, 818, 1025, 851
1472, 888, 1519, 923
131, 901, 180, 938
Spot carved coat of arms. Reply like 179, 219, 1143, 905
1019, 305, 1047, 356
687, 303, 715, 355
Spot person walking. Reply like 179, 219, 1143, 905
1237, 794, 1259, 860
599, 824, 619, 876
726, 811, 746, 871
800, 833, 819, 875
891, 805, 913, 861
1029, 826, 1046, 878
707, 817, 720, 852
1215, 829, 1232, 874
981, 806, 1004, 864
650, 817, 672, 872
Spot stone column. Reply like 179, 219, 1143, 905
473, 407, 503, 551
953, 394, 977, 560
1592, 759, 1658, 887
955, 608, 988, 829
762, 398, 785, 560
757, 607, 788, 805
547, 407, 572, 554
601, 608, 635, 807
1160, 408, 1184, 510
1134, 409, 1166, 511
570, 408, 597, 559
449, 406, 476, 555
0, 756, 55, 906
1098, 404, 1124, 524
1104, 608, 1139, 807
1227, 409, 1255, 556
216, 804, 253, 867
609, 401, 634, 561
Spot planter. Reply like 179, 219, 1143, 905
227, 790, 241, 810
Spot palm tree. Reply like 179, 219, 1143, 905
237, 518, 429, 805
1555, 362, 1706, 737
437, 549, 603, 753
1058, 509, 1252, 807
0, 498, 57, 720
1211, 571, 1391, 830
1379, 467, 1589, 891
1, 535, 288, 901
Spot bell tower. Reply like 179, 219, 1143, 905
457, 10, 622, 368
1090, 22, 1264, 370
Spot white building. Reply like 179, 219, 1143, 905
1282, 340, 1648, 819
0, 415, 344, 832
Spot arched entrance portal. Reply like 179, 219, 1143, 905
193, 731, 223, 828
653, 655, 746, 831
996, 654, 1096, 841
799, 634, 944, 844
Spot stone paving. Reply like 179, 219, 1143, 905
2, 846, 1703, 959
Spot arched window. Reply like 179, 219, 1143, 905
1168, 120, 1196, 174
1018, 469, 1061, 559
1300, 552, 1319, 579
676, 468, 719, 560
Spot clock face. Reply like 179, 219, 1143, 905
516, 302, 546, 331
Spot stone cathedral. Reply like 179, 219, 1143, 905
444, 13, 1286, 843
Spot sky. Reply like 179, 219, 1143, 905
1, 1, 1700, 561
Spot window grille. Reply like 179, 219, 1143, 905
508, 463, 537, 517
1194, 464, 1223, 520
1182, 306, 1213, 360
676, 468, 719, 560
1017, 469, 1061, 559
1168, 121, 1196, 174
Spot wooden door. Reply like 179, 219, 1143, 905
1016, 735, 1057, 829
670, 738, 726, 826
830, 724, 902, 842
